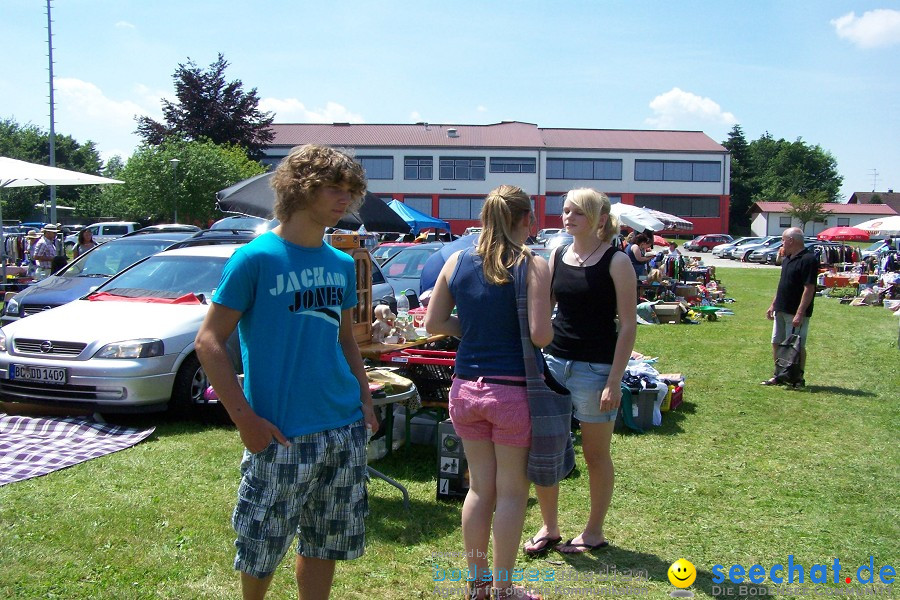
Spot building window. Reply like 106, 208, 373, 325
357, 156, 393, 180
634, 160, 722, 182
439, 197, 484, 219
837, 217, 850, 227
489, 157, 536, 173
635, 195, 720, 218
546, 159, 622, 180
404, 197, 433, 215
404, 157, 432, 180
779, 216, 792, 228
439, 158, 486, 180
545, 194, 565, 215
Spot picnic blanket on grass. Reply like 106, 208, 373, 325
0, 413, 155, 486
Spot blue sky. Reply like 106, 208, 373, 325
3, 1, 899, 201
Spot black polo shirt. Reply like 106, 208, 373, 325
774, 247, 818, 317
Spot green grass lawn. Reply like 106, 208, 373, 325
1, 268, 897, 599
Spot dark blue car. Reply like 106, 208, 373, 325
1, 229, 196, 325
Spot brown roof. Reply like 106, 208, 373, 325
752, 202, 898, 215
847, 192, 900, 214
268, 121, 726, 152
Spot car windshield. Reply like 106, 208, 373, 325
63, 238, 179, 278
372, 245, 407, 264
383, 248, 439, 279
97, 255, 228, 300
864, 241, 884, 252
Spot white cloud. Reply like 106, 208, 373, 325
476, 105, 488, 113
644, 87, 737, 130
115, 21, 136, 29
54, 78, 154, 159
831, 9, 900, 48
409, 111, 422, 122
259, 98, 363, 123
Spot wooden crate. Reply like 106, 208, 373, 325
348, 248, 373, 344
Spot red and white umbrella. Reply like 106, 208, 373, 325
652, 234, 669, 247
855, 216, 900, 237
816, 226, 870, 241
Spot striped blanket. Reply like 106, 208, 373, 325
0, 413, 155, 486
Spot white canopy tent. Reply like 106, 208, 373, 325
855, 215, 900, 237
0, 156, 123, 283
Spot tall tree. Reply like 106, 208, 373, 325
0, 117, 104, 221
787, 191, 833, 232
722, 124, 753, 231
98, 138, 265, 224
135, 54, 275, 159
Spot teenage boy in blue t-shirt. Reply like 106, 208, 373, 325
196, 144, 378, 600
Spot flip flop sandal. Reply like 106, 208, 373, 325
467, 579, 491, 600
522, 534, 562, 556
556, 538, 610, 554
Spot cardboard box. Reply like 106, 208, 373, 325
328, 233, 360, 249
675, 285, 699, 298
654, 301, 688, 324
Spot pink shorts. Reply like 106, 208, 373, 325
448, 377, 531, 448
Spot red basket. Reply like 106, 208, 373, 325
379, 349, 455, 404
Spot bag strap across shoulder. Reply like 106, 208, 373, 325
513, 257, 542, 382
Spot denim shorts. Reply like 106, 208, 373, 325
544, 354, 617, 424
232, 419, 368, 578
771, 311, 810, 346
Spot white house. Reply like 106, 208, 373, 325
749, 202, 898, 238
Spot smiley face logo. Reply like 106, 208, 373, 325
668, 558, 696, 588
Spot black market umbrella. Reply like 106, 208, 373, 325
215, 172, 411, 233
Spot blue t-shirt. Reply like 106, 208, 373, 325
212, 232, 360, 437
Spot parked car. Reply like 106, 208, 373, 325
861, 239, 890, 259
371, 242, 416, 265
380, 242, 443, 304
712, 236, 762, 257
683, 234, 733, 252
545, 232, 574, 250
63, 221, 141, 250
729, 236, 780, 260
0, 244, 243, 414
463, 226, 483, 236
136, 224, 201, 233
747, 241, 783, 263
210, 215, 273, 233
536, 228, 562, 243
2, 229, 198, 325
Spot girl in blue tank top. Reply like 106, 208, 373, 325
425, 185, 552, 600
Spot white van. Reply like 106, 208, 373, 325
64, 221, 140, 249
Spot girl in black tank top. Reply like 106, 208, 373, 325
522, 188, 637, 558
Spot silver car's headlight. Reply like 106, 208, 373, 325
0, 330, 6, 352
94, 339, 164, 359
5, 299, 18, 315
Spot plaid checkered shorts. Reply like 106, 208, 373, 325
232, 419, 368, 578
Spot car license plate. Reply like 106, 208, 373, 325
9, 364, 67, 384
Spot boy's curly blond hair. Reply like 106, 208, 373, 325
270, 144, 367, 223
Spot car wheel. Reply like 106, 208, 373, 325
701, 247, 710, 253
170, 353, 208, 417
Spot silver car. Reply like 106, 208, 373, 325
0, 244, 242, 414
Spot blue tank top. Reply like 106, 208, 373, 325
626, 244, 646, 276
448, 248, 542, 377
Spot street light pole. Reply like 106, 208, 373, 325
169, 158, 180, 223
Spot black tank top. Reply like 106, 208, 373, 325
546, 245, 620, 364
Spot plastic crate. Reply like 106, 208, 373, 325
379, 349, 455, 404
615, 386, 660, 432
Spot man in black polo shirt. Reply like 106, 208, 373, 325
763, 227, 818, 387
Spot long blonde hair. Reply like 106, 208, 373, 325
475, 185, 532, 285
565, 188, 619, 243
